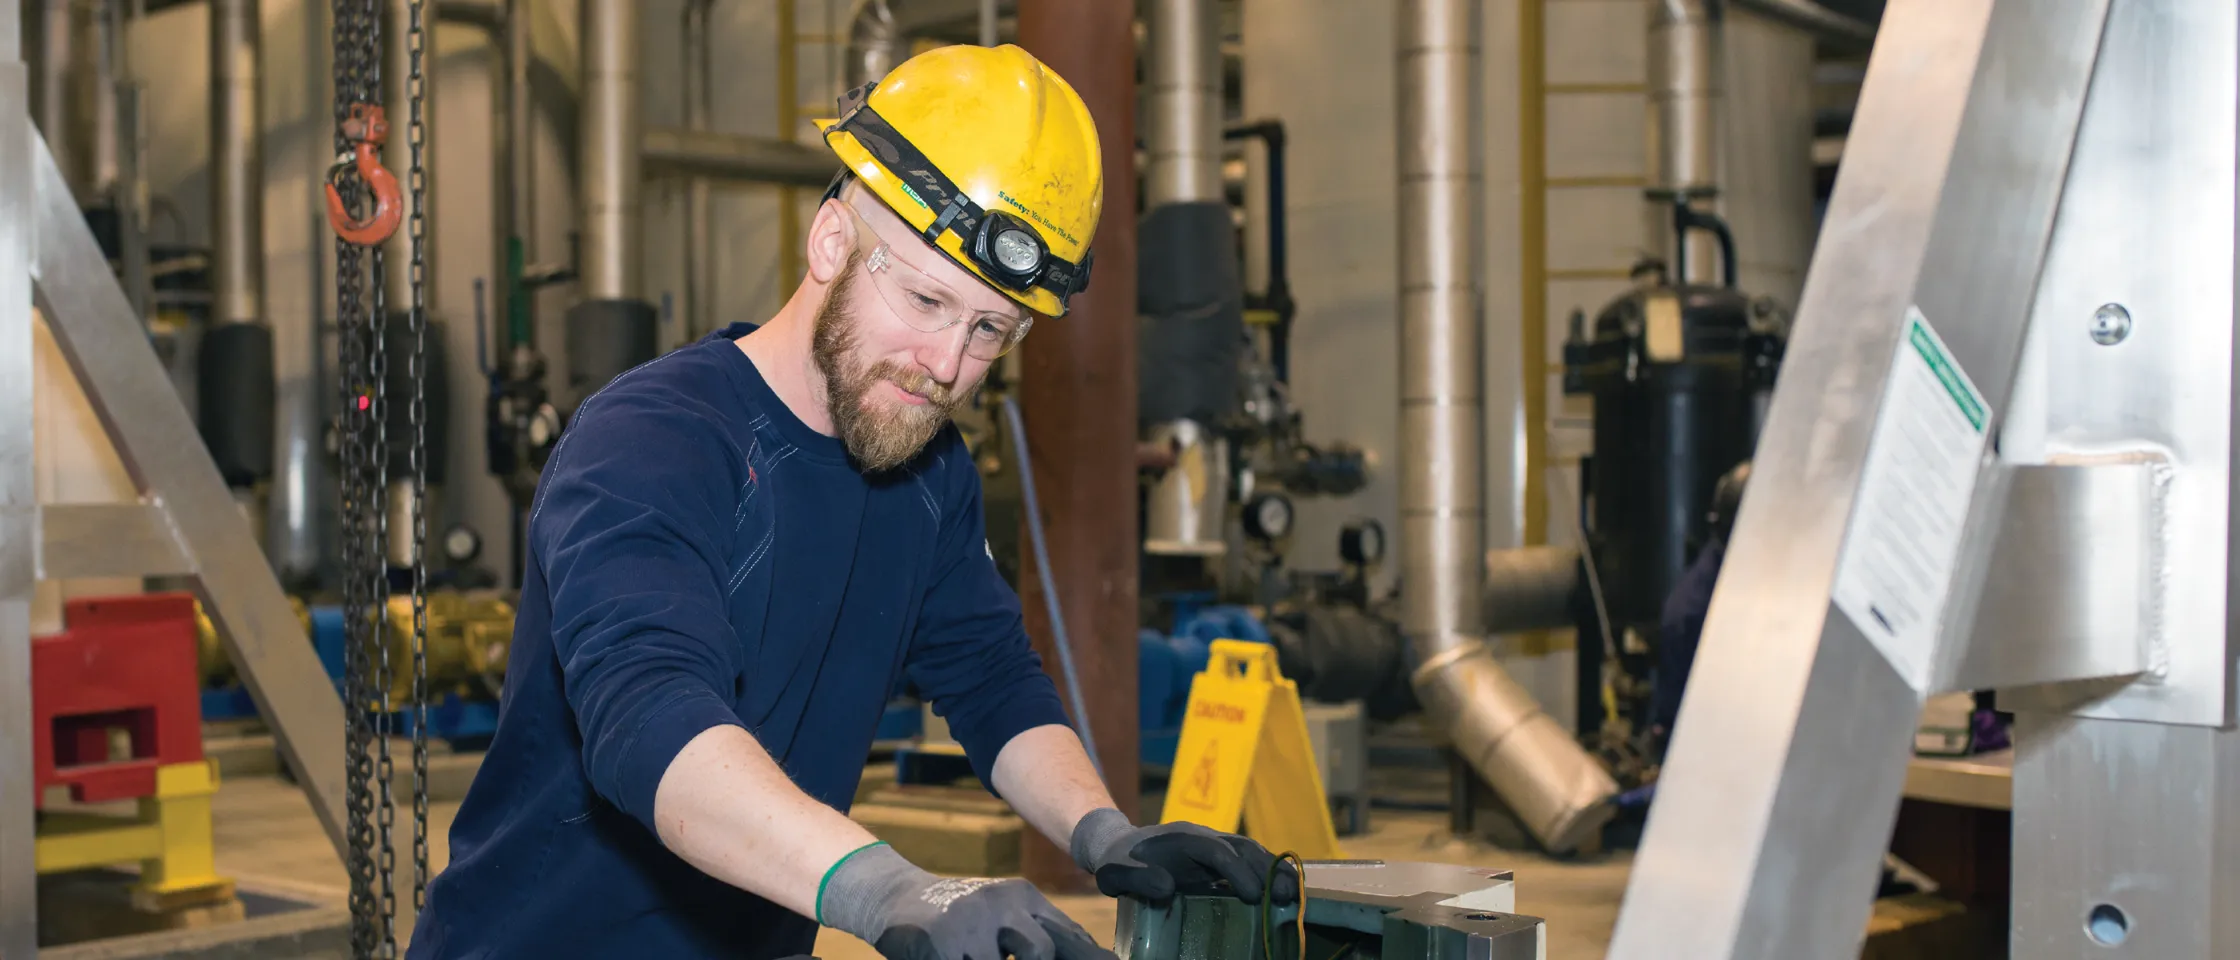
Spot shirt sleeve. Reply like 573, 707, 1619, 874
531, 388, 747, 832
903, 434, 1071, 793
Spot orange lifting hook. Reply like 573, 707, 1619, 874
325, 104, 403, 246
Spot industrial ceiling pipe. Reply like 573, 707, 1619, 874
682, 0, 716, 340
1396, 0, 1617, 854
208, 0, 280, 562
845, 0, 1015, 89
568, 0, 658, 412
1483, 545, 1582, 637
1732, 0, 1876, 49
1650, 0, 1723, 286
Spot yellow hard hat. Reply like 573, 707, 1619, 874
815, 43, 1101, 318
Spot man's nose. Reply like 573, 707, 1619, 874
914, 321, 971, 384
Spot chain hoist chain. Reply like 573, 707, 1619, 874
405, 0, 433, 921
333, 1, 377, 954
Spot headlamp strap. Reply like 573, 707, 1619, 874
830, 92, 1093, 301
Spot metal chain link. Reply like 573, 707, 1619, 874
333, 2, 378, 954
406, 0, 433, 921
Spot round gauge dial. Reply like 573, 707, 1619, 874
1243, 492, 1295, 542
443, 524, 482, 564
1340, 518, 1386, 566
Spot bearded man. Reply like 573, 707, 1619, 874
409, 43, 1294, 960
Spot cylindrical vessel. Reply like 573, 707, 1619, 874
580, 0, 640, 301
1398, 0, 1615, 853
1143, 420, 1227, 556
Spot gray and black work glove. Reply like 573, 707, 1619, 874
1068, 807, 1300, 905
819, 842, 1116, 960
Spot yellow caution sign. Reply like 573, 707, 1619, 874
1159, 640, 1343, 859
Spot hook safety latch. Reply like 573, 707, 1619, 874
325, 104, 403, 247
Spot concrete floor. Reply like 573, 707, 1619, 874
184, 771, 1631, 958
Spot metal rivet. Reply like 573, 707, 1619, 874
2091, 303, 2132, 345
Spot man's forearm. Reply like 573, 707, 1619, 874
652, 725, 882, 919
990, 723, 1121, 853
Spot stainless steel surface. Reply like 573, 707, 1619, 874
76, 0, 114, 197
2012, 714, 2240, 958
1481, 544, 1578, 635
385, 0, 435, 308
1609, 0, 2111, 955
1115, 861, 1541, 960
32, 0, 72, 193
1143, 419, 1226, 556
37, 503, 192, 579
2089, 303, 2130, 346
1998, 0, 2236, 730
681, 0, 713, 339
1649, 0, 1723, 284
210, 0, 262, 328
26, 121, 350, 859
1399, 0, 1615, 854
0, 58, 38, 960
1730, 0, 1877, 49
1902, 751, 2011, 812
1949, 463, 2154, 692
581, 0, 638, 300
1144, 0, 1222, 206
640, 127, 840, 188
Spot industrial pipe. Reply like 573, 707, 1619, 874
641, 128, 841, 189
1731, 0, 1876, 49
384, 0, 437, 309
581, 0, 640, 302
1483, 545, 1580, 636
1143, 0, 1221, 206
204, 0, 275, 539
505, 0, 534, 348
1397, 0, 1616, 853
1649, 0, 1722, 286
845, 0, 1013, 89
682, 0, 715, 340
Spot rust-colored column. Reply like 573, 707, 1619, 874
1014, 0, 1140, 894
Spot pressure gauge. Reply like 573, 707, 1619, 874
443, 524, 483, 564
1340, 518, 1386, 566
527, 403, 561, 449
1243, 492, 1295, 543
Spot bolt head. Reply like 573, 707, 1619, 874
2091, 303, 2132, 345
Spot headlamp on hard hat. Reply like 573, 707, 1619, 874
825, 82, 1094, 313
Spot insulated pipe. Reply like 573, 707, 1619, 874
1483, 545, 1580, 636
682, 0, 714, 339
642, 128, 842, 188
581, 0, 640, 301
845, 0, 1012, 89
210, 0, 262, 329
505, 0, 534, 346
1649, 0, 1723, 286
75, 0, 117, 198
34, 0, 75, 192
1732, 0, 1875, 49
1397, 0, 1616, 854
1143, 0, 1221, 206
384, 0, 437, 309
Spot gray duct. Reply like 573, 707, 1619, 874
1397, 0, 1616, 853
1140, 0, 1242, 557
1649, 0, 1722, 285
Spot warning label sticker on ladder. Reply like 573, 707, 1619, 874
1831, 306, 1992, 691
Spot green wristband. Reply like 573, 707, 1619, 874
815, 841, 891, 926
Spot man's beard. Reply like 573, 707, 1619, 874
812, 250, 971, 473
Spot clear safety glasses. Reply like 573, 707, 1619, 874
845, 203, 1034, 362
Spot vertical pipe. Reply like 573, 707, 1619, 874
682, 0, 712, 339
1015, 0, 1137, 893
844, 0, 902, 90
1143, 0, 1220, 206
1398, 0, 1616, 853
504, 0, 532, 346
979, 0, 996, 46
385, 0, 436, 308
33, 0, 72, 192
73, 0, 114, 198
210, 0, 262, 330
1649, 0, 1723, 285
1516, 0, 1546, 548
579, 0, 637, 301
0, 14, 36, 957
776, 0, 801, 286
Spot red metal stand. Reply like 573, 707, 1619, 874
33, 592, 205, 805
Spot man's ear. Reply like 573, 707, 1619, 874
804, 199, 854, 284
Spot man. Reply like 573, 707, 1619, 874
1650, 460, 1748, 745
411, 44, 1294, 960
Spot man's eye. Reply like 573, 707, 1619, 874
907, 291, 942, 311
972, 318, 1009, 341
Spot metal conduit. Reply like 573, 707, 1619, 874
1397, 0, 1616, 854
581, 0, 640, 301
845, 0, 1013, 89
1650, 0, 1723, 285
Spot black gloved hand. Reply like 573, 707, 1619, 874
1067, 808, 1300, 905
819, 843, 1116, 960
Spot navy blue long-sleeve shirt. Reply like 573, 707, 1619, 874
410, 323, 1072, 958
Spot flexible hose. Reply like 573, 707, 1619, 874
1002, 396, 1103, 775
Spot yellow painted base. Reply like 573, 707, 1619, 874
35, 760, 232, 904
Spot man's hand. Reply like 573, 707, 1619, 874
1067, 808, 1301, 905
819, 843, 1116, 960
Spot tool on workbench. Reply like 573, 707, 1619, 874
328, 0, 433, 955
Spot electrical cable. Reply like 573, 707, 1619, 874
1001, 395, 1101, 774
